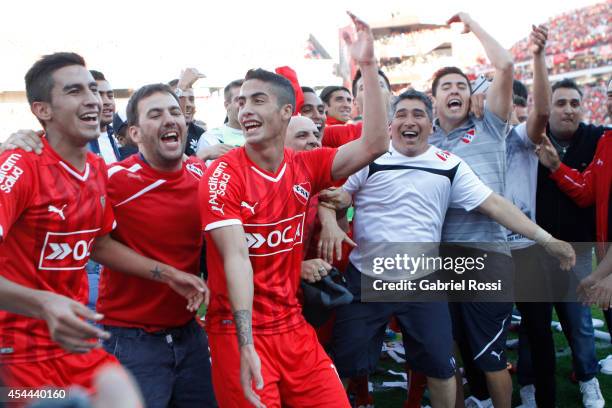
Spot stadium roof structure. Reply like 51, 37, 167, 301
370, 14, 445, 38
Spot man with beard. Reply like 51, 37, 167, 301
534, 77, 607, 408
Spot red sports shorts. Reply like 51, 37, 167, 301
209, 323, 349, 408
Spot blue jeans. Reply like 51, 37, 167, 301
519, 246, 598, 384
103, 319, 217, 408
85, 260, 101, 312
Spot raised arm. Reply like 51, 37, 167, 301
331, 12, 389, 180
448, 12, 514, 120
526, 25, 551, 144
208, 224, 264, 408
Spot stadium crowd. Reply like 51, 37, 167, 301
0, 7, 611, 408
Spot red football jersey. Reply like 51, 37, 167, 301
323, 122, 363, 148
0, 137, 114, 364
97, 155, 206, 331
199, 146, 338, 335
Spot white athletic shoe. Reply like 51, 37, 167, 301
464, 396, 493, 408
579, 377, 605, 408
599, 354, 612, 375
517, 384, 536, 408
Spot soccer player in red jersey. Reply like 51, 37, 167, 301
199, 12, 389, 408
0, 52, 121, 391
94, 83, 215, 407
0, 54, 205, 402
0, 83, 215, 406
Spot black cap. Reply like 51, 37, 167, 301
112, 110, 128, 135
301, 268, 353, 327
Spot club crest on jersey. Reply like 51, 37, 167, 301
186, 163, 204, 178
0, 153, 24, 194
435, 150, 452, 161
38, 229, 100, 270
292, 182, 311, 205
461, 128, 476, 144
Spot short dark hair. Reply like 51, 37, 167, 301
513, 79, 528, 100
552, 78, 583, 98
25, 52, 86, 105
126, 83, 179, 126
244, 69, 295, 112
319, 86, 351, 105
431, 66, 472, 97
391, 89, 433, 120
513, 95, 527, 107
223, 79, 244, 102
352, 69, 391, 97
89, 70, 106, 81
301, 86, 315, 94
168, 78, 179, 88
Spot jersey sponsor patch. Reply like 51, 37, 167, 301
207, 161, 231, 208
461, 128, 475, 144
244, 213, 304, 256
292, 182, 311, 205
435, 150, 452, 161
38, 229, 100, 270
0, 153, 24, 193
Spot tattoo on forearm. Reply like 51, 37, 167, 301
151, 264, 162, 280
234, 310, 253, 347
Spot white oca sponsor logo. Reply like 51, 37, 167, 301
244, 213, 304, 256
38, 229, 100, 270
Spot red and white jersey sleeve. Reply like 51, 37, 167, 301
200, 159, 244, 231
0, 138, 112, 364
0, 150, 37, 242
199, 147, 337, 335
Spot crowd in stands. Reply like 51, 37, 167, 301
510, 1, 610, 62
374, 27, 452, 59
583, 80, 612, 125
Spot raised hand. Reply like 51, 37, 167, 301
344, 11, 375, 65
447, 12, 474, 34
178, 68, 206, 90
530, 24, 548, 55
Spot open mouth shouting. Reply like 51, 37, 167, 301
160, 129, 180, 148
401, 130, 418, 139
243, 120, 262, 135
447, 98, 463, 112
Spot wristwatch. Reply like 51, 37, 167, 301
175, 88, 184, 98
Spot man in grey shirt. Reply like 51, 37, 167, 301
428, 12, 515, 408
